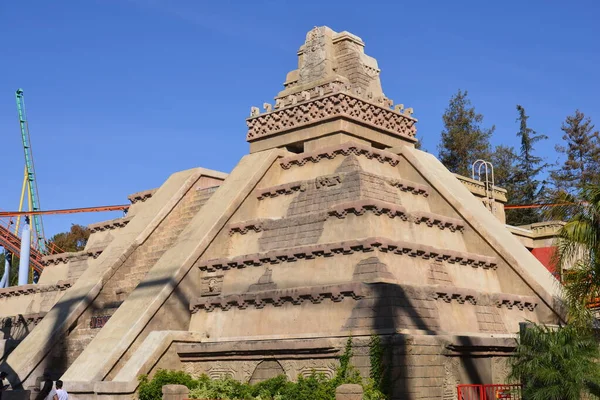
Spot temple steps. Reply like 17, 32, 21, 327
58, 184, 221, 369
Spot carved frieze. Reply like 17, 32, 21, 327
247, 92, 416, 142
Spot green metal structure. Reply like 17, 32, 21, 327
15, 88, 46, 253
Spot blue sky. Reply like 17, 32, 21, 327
1, 0, 599, 238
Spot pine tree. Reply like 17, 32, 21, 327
438, 90, 494, 176
551, 110, 600, 194
509, 105, 547, 226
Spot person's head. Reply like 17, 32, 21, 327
56, 380, 63, 389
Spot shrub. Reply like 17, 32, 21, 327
137, 337, 388, 400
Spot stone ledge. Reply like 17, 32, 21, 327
41, 247, 104, 266
88, 216, 132, 233
388, 178, 429, 197
256, 181, 307, 200
412, 211, 464, 232
128, 188, 157, 204
177, 337, 339, 359
228, 201, 464, 235
190, 282, 365, 313
279, 142, 402, 170
256, 172, 429, 202
494, 293, 538, 311
0, 280, 73, 298
328, 199, 408, 220
198, 237, 496, 271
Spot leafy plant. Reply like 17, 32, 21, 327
137, 336, 388, 400
509, 323, 600, 400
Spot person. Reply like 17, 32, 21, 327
35, 379, 57, 400
0, 372, 9, 400
55, 380, 68, 400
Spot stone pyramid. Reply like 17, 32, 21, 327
1, 26, 562, 400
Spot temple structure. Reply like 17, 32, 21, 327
0, 26, 563, 400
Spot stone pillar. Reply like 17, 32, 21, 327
162, 384, 189, 400
336, 384, 363, 400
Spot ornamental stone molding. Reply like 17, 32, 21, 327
279, 143, 402, 170
0, 280, 73, 298
190, 282, 365, 313
127, 189, 156, 204
197, 237, 497, 271
88, 216, 132, 233
42, 248, 104, 266
247, 89, 417, 143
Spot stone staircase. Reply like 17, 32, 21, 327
48, 185, 219, 378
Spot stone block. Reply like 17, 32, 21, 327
336, 384, 363, 400
162, 385, 189, 400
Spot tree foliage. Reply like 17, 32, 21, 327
46, 224, 90, 253
509, 323, 600, 400
507, 105, 548, 226
551, 110, 600, 194
438, 90, 494, 176
545, 186, 600, 316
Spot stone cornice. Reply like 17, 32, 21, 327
255, 172, 430, 201
189, 280, 538, 314
256, 181, 307, 200
412, 211, 465, 232
128, 189, 157, 204
279, 143, 401, 170
388, 178, 429, 197
197, 237, 497, 271
494, 293, 538, 311
42, 247, 104, 266
328, 200, 409, 220
190, 282, 364, 313
431, 285, 537, 310
247, 84, 417, 143
88, 216, 132, 233
228, 201, 464, 235
0, 280, 73, 298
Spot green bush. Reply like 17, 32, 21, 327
138, 370, 198, 400
137, 337, 388, 400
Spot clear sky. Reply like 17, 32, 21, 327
1, 0, 599, 238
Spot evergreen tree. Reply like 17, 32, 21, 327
438, 90, 494, 176
551, 110, 600, 194
491, 145, 521, 223
509, 105, 548, 226
491, 145, 519, 194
